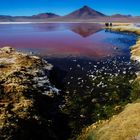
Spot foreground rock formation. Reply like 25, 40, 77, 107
0, 47, 64, 140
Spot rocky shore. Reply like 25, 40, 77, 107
110, 23, 140, 79
109, 23, 140, 87
77, 26, 140, 140
111, 23, 140, 35
0, 47, 66, 140
131, 39, 140, 62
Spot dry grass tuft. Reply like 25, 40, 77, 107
130, 39, 140, 61
78, 101, 140, 140
111, 24, 140, 35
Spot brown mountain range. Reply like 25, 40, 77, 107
111, 14, 132, 18
0, 5, 139, 22
31, 13, 60, 19
64, 5, 106, 19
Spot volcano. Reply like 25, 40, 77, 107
64, 5, 106, 19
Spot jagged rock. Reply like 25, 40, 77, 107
0, 46, 15, 53
0, 47, 60, 140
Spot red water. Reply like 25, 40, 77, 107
0, 23, 135, 58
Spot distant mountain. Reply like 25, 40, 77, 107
111, 14, 132, 18
31, 13, 60, 19
0, 13, 60, 22
0, 15, 13, 21
0, 6, 138, 22
64, 6, 106, 19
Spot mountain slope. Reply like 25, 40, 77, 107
0, 15, 14, 21
64, 5, 106, 19
111, 14, 132, 18
31, 12, 60, 19
0, 13, 60, 22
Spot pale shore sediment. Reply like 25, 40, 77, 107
0, 21, 102, 24
131, 39, 140, 62
0, 21, 132, 24
111, 23, 140, 34
110, 23, 140, 62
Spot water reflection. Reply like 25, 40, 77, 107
0, 23, 136, 59
69, 23, 102, 37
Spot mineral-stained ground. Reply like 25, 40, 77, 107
0, 47, 70, 140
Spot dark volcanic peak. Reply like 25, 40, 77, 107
32, 12, 60, 19
64, 5, 106, 19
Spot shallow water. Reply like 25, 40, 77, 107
0, 23, 136, 58
0, 23, 139, 139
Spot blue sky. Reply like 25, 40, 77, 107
0, 0, 140, 16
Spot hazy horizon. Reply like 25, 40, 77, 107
0, 0, 140, 16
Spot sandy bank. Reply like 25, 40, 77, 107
77, 100, 140, 140
131, 39, 140, 61
0, 21, 132, 25
0, 21, 103, 24
108, 23, 140, 63
111, 23, 140, 34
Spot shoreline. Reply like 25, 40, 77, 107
0, 21, 132, 25
0, 47, 64, 140
77, 25, 140, 140
111, 23, 140, 35
110, 24, 140, 62
131, 38, 140, 62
